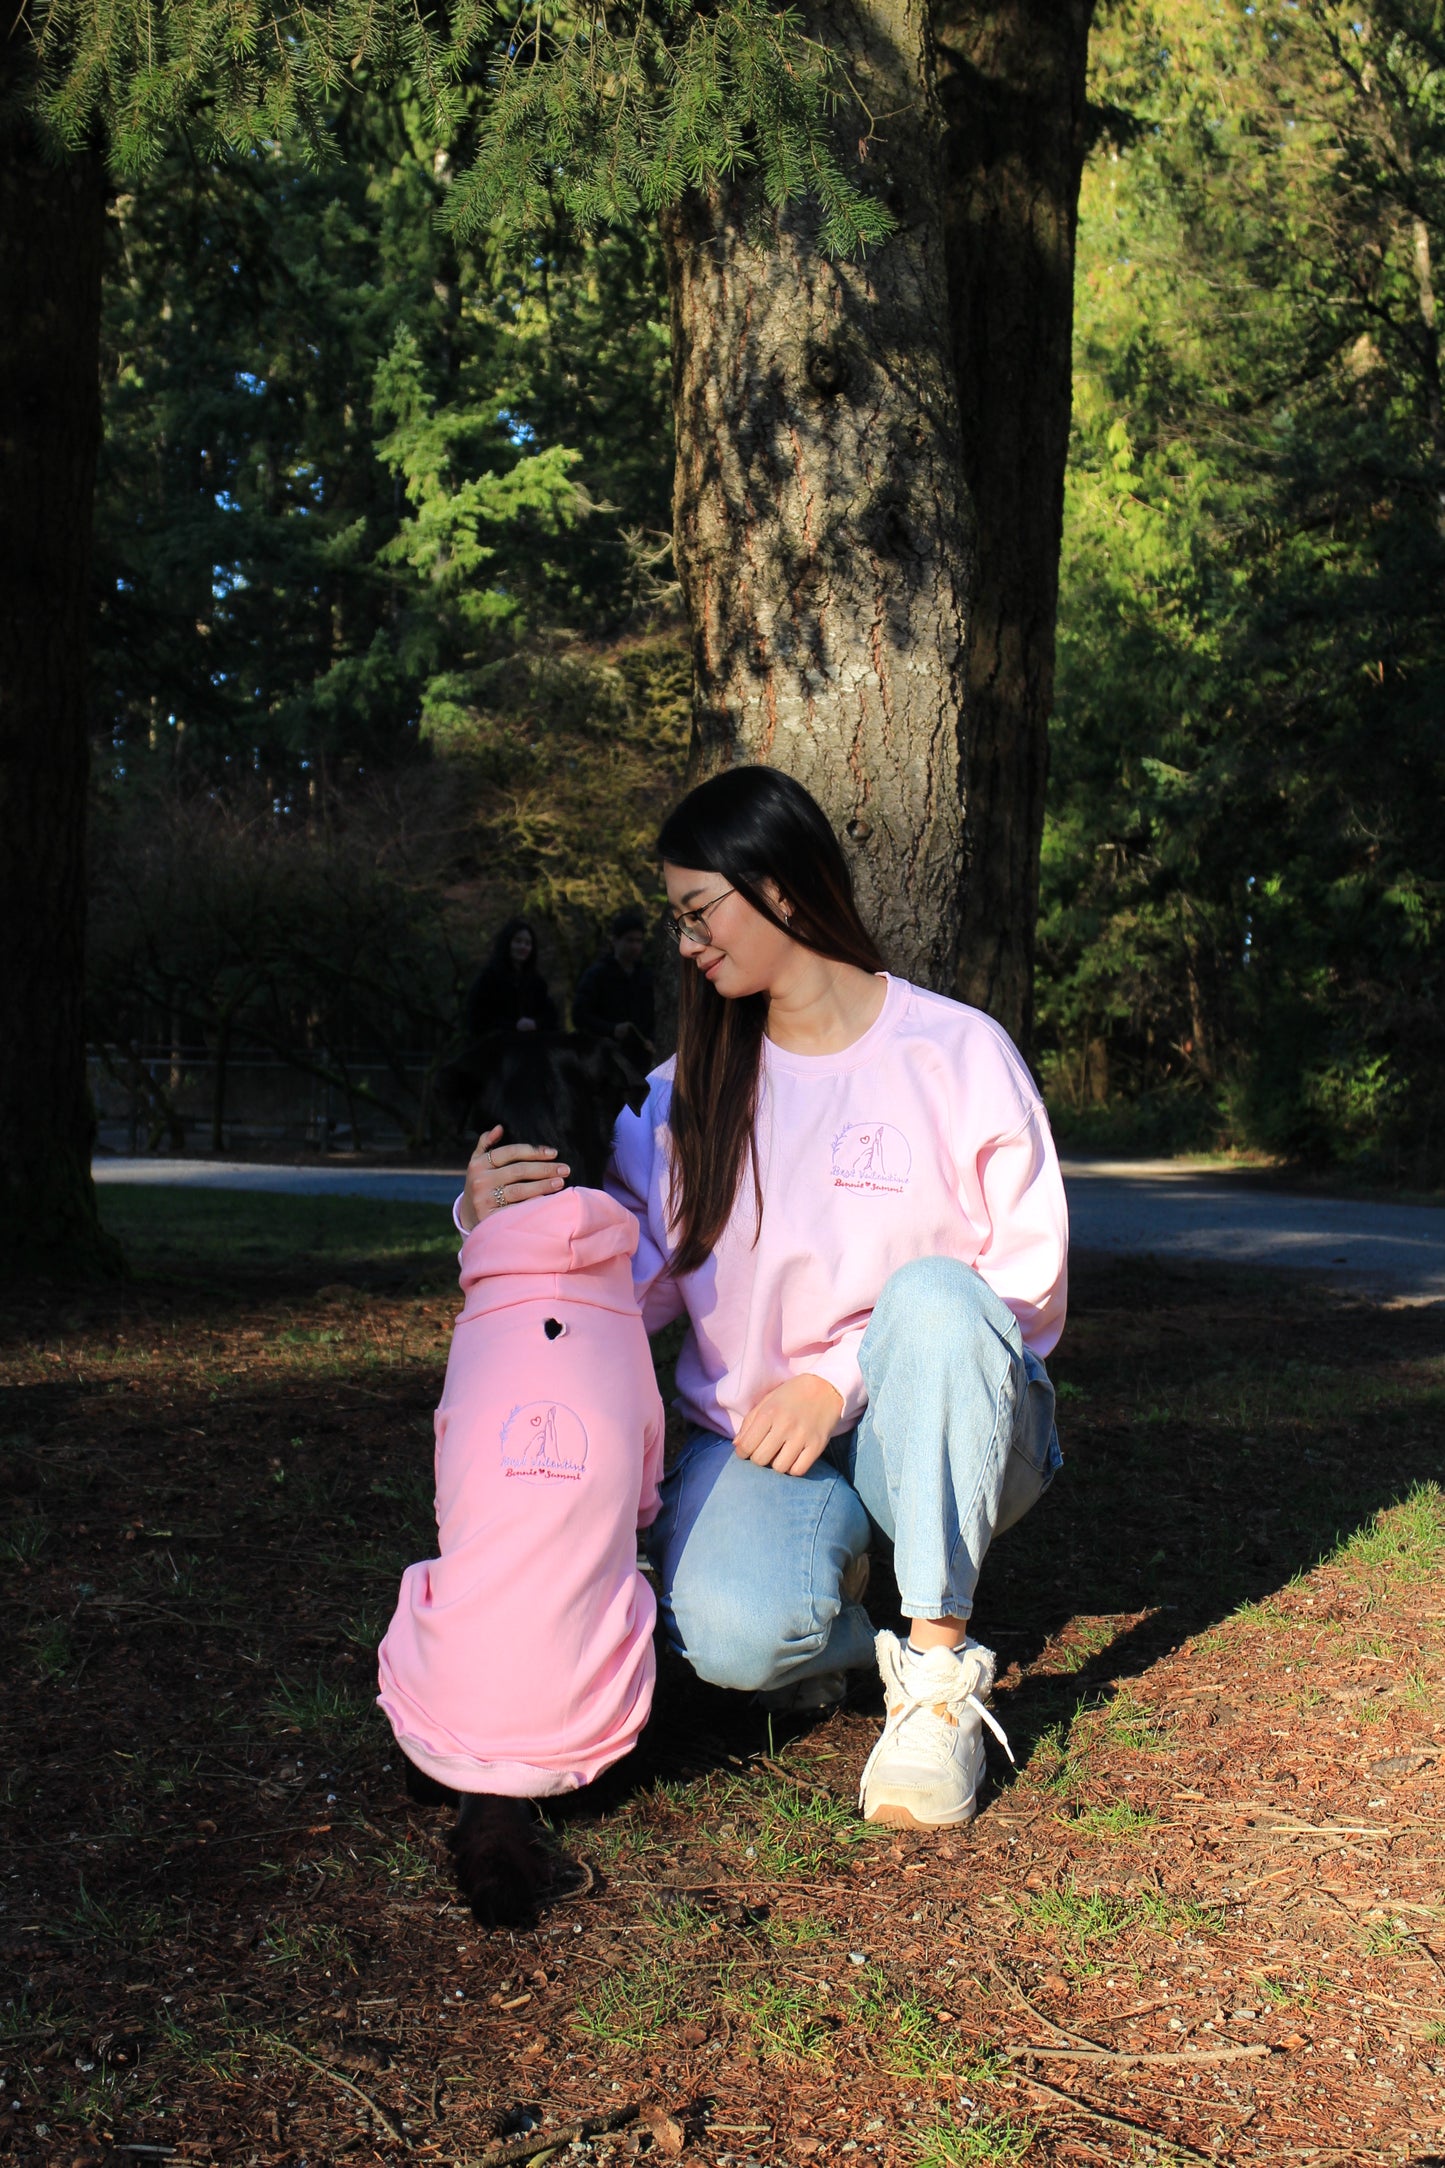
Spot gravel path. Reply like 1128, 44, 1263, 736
92, 1152, 1445, 1301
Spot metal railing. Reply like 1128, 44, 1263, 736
89, 1048, 439, 1155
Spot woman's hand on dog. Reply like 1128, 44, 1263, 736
458, 1126, 569, 1232
734, 1374, 844, 1477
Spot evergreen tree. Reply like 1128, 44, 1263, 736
96, 102, 673, 792
1042, 0, 1445, 1176
7, 0, 1098, 1273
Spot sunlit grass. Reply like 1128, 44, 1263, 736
1053, 1618, 1116, 1674
1361, 1915, 1413, 1958
730, 1975, 833, 2062
1252, 1970, 1325, 2011
1333, 1483, 1445, 1582
1018, 1877, 1219, 1967
573, 1951, 708, 2052
910, 2107, 1035, 2166
851, 1967, 952, 2078
1068, 1798, 1159, 1840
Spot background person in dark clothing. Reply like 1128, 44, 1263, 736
463, 918, 559, 1039
572, 907, 655, 1057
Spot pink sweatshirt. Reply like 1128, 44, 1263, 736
607, 974, 1068, 1440
377, 1187, 665, 1797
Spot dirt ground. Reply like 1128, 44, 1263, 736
3, 1193, 1444, 2168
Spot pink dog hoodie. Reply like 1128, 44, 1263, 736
377, 1187, 665, 1797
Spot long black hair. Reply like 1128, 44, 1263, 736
657, 767, 885, 1275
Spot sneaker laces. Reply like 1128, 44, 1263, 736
879, 1648, 1015, 1769
969, 1695, 1015, 1765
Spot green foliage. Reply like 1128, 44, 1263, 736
86, 85, 689, 1098
448, 4, 897, 257
909, 2109, 1035, 2168
30, 2, 892, 255
373, 321, 586, 673
94, 95, 673, 785
1042, 0, 1445, 1178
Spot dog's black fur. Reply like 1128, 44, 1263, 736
438, 1029, 649, 1190
409, 1028, 652, 1927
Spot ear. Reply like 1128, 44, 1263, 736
618, 1053, 650, 1116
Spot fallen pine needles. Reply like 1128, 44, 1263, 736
262, 2034, 409, 2148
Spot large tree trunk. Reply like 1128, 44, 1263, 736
662, 0, 970, 989
0, 82, 119, 1278
934, 0, 1096, 1051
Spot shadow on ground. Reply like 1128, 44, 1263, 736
967, 1250, 1445, 1772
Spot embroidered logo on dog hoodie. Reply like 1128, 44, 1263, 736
377, 1187, 665, 1798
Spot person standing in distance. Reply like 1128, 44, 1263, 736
463, 919, 559, 1040
572, 907, 656, 1059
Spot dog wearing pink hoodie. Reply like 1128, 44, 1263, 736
377, 1033, 661, 1923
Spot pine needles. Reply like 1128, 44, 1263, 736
28, 0, 895, 257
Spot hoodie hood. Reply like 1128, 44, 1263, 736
457, 1185, 640, 1318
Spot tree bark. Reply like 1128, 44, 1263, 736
933, 0, 1095, 1050
662, 0, 970, 988
0, 77, 120, 1277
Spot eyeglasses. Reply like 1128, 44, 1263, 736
665, 889, 735, 946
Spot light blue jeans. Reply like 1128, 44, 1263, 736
646, 1257, 1062, 1694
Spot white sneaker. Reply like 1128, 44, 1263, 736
755, 1552, 871, 1712
858, 1630, 1013, 1829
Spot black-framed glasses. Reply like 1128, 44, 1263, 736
665, 889, 735, 946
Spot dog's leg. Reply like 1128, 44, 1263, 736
403, 1756, 458, 1811
450, 1795, 555, 1928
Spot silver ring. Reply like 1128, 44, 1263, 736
485, 1147, 495, 1168
493, 1184, 507, 1209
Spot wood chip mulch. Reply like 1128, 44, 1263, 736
2, 1246, 1443, 2167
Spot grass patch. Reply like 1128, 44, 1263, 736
262, 1920, 358, 1974
1227, 1594, 1295, 1634
0, 1994, 66, 2045
369, 1834, 435, 1887
910, 2107, 1035, 2166
1019, 1878, 1217, 1965
266, 1672, 373, 1745
1026, 1720, 1089, 1797
24, 1615, 77, 1680
1253, 1971, 1325, 2010
1332, 1482, 1445, 1582
766, 1912, 834, 1948
2, 1511, 51, 1566
65, 1881, 173, 1953
698, 1771, 872, 1875
96, 1185, 459, 1281
730, 1977, 833, 2063
1089, 1688, 1172, 1752
1361, 1915, 1413, 1958
851, 1967, 954, 2079
574, 1952, 708, 2053
1054, 1618, 1116, 1674
1068, 1799, 1159, 1840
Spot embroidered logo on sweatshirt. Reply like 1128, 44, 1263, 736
500, 1400, 589, 1482
830, 1121, 911, 1195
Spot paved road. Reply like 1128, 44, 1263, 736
94, 1157, 465, 1206
1062, 1158, 1445, 1302
93, 1154, 1445, 1302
